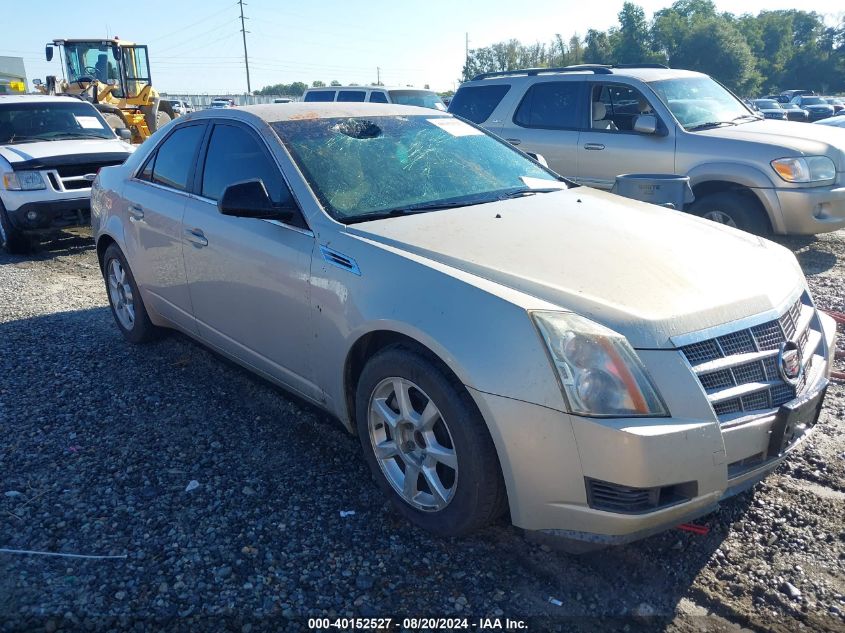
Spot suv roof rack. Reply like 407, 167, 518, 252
470, 63, 669, 81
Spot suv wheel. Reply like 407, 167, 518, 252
102, 243, 161, 343
0, 203, 30, 254
689, 192, 769, 235
355, 345, 505, 537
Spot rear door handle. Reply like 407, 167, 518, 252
128, 205, 144, 222
583, 143, 605, 151
184, 228, 208, 248
505, 138, 521, 146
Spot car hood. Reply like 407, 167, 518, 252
0, 138, 133, 168
346, 188, 804, 349
698, 119, 845, 169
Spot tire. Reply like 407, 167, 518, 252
102, 243, 161, 344
0, 202, 30, 254
154, 110, 172, 132
355, 345, 505, 537
688, 191, 770, 236
101, 112, 125, 132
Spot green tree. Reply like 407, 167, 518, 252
330, 80, 341, 86
611, 3, 654, 63
584, 29, 613, 63
671, 19, 760, 94
311, 80, 325, 87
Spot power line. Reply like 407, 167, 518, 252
239, 0, 251, 94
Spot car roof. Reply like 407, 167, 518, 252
304, 86, 436, 93
0, 94, 91, 105
462, 65, 706, 85
185, 102, 440, 123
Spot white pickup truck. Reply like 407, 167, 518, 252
0, 94, 134, 253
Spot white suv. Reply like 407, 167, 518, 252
0, 95, 134, 253
303, 86, 446, 110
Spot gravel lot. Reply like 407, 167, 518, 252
1, 228, 844, 632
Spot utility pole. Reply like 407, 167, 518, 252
376, 66, 380, 86
238, 0, 251, 94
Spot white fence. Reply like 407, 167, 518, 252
160, 94, 300, 108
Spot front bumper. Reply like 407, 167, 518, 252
4, 198, 90, 233
774, 182, 845, 234
468, 312, 837, 545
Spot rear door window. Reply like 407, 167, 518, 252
369, 91, 389, 103
304, 91, 335, 102
513, 81, 582, 129
147, 124, 205, 191
448, 85, 510, 123
338, 90, 366, 102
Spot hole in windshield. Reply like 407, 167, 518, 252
331, 119, 382, 140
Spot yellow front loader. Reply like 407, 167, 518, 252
37, 39, 174, 143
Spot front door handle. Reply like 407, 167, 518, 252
583, 143, 605, 151
128, 205, 144, 222
184, 228, 208, 248
505, 138, 522, 146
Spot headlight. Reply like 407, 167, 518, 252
2, 171, 46, 191
532, 311, 668, 417
771, 156, 836, 183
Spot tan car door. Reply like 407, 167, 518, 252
577, 82, 676, 190
180, 122, 320, 401
496, 80, 585, 180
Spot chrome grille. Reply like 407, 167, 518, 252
680, 294, 823, 422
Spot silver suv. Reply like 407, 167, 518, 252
450, 65, 845, 235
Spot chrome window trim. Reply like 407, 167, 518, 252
127, 178, 194, 199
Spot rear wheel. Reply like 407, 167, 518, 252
356, 345, 505, 536
102, 243, 161, 343
101, 112, 125, 132
0, 202, 30, 254
155, 110, 172, 132
688, 192, 770, 235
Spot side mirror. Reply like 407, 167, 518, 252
218, 180, 295, 222
634, 114, 658, 135
116, 128, 132, 141
45, 45, 53, 62
32, 78, 43, 86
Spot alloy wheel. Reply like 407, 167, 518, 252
107, 258, 135, 331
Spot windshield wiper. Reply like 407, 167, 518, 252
686, 121, 737, 131
733, 114, 762, 122
496, 187, 566, 199
344, 198, 503, 224
42, 132, 108, 140
4, 136, 43, 144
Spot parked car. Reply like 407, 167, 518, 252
450, 65, 845, 235
779, 89, 815, 102
0, 94, 133, 253
815, 115, 845, 129
303, 86, 446, 110
272, 98, 292, 104
822, 97, 844, 115
779, 102, 810, 122
163, 99, 194, 116
210, 98, 236, 109
750, 99, 787, 120
790, 95, 835, 121
91, 103, 837, 547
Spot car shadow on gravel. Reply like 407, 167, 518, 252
0, 230, 94, 267
773, 235, 838, 275
0, 307, 796, 630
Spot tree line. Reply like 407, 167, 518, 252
461, 0, 845, 96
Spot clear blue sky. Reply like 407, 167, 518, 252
3, 0, 843, 94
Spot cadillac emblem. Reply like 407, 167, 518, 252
777, 340, 803, 385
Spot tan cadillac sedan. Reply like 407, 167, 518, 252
91, 103, 837, 546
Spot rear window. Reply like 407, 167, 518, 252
513, 81, 581, 129
387, 90, 445, 111
448, 85, 510, 123
369, 91, 389, 103
338, 90, 366, 102
304, 91, 335, 102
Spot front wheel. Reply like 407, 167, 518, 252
356, 345, 505, 536
688, 192, 770, 236
0, 203, 30, 254
102, 243, 161, 343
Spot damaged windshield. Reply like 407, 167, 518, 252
272, 115, 564, 222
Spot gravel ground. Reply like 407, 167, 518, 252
1, 228, 844, 633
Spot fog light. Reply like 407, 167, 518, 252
26, 210, 38, 221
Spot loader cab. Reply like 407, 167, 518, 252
46, 39, 152, 99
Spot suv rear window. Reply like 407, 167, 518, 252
369, 91, 389, 103
304, 91, 335, 102
448, 85, 510, 123
338, 90, 366, 102
514, 82, 581, 129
